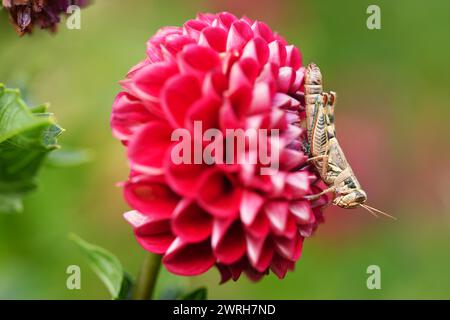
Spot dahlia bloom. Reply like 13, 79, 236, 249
2, 0, 90, 35
112, 12, 330, 282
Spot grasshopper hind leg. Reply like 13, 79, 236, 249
304, 185, 336, 201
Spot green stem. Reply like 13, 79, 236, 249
133, 253, 162, 300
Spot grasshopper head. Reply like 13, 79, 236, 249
333, 189, 367, 209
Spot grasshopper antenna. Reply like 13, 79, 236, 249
332, 203, 378, 218
361, 204, 397, 220
358, 204, 379, 218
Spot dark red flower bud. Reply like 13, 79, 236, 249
2, 0, 90, 35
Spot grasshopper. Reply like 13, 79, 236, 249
303, 63, 394, 219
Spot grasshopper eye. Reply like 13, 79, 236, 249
354, 190, 367, 204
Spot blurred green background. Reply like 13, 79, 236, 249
1, 0, 450, 299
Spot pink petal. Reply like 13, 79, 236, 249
299, 224, 315, 238
128, 121, 173, 175
228, 259, 247, 281
216, 12, 238, 31
127, 58, 151, 78
284, 110, 300, 125
227, 20, 253, 51
162, 74, 201, 128
289, 200, 315, 224
268, 40, 287, 66
186, 96, 221, 131
244, 268, 266, 282
269, 172, 287, 197
285, 171, 311, 198
211, 218, 234, 248
265, 201, 289, 233
199, 27, 227, 52
270, 254, 295, 279
178, 44, 221, 77
197, 170, 242, 219
219, 99, 241, 132
237, 155, 256, 185
172, 200, 213, 243
122, 62, 178, 103
124, 210, 174, 254
256, 62, 278, 84
246, 234, 267, 267
149, 26, 183, 46
289, 67, 305, 93
124, 176, 179, 218
242, 38, 269, 66
221, 50, 240, 75
270, 108, 288, 129
285, 45, 302, 70
111, 92, 157, 142
238, 57, 259, 84
273, 92, 301, 110
280, 124, 303, 148
274, 234, 303, 261
283, 215, 298, 239
146, 44, 163, 64
213, 221, 246, 265
124, 210, 168, 233
229, 61, 252, 94
277, 67, 296, 93
166, 160, 211, 198
252, 238, 274, 272
183, 19, 209, 41
228, 84, 252, 120
244, 211, 270, 238
245, 114, 265, 131
163, 35, 195, 57
248, 82, 272, 114
279, 149, 307, 172
216, 263, 233, 284
240, 190, 264, 226
163, 238, 215, 275
244, 172, 274, 196
202, 71, 228, 100
251, 21, 274, 42
137, 233, 175, 254
196, 12, 216, 24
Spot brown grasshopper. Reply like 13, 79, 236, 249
303, 63, 394, 219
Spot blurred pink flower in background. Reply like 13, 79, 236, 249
111, 12, 329, 282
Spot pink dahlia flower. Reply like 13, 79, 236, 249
112, 12, 329, 282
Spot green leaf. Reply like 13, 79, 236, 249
182, 287, 208, 300
159, 286, 185, 300
0, 194, 23, 214
0, 84, 63, 214
117, 272, 134, 300
70, 233, 133, 300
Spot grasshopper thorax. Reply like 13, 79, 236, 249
333, 189, 367, 209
